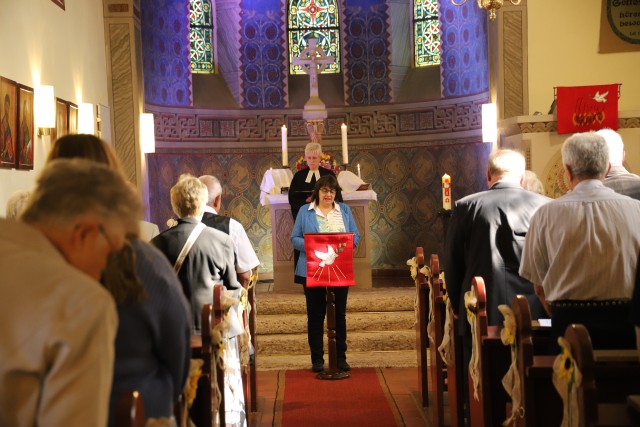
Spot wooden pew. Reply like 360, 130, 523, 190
116, 390, 145, 427
563, 324, 640, 426
414, 247, 430, 408
511, 294, 562, 427
245, 268, 258, 413
445, 284, 465, 427
428, 254, 446, 426
190, 285, 226, 427
467, 277, 511, 427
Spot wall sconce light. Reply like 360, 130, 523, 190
140, 113, 156, 154
451, 0, 521, 20
34, 85, 55, 136
78, 103, 95, 134
482, 103, 497, 144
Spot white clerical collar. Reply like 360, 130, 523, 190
305, 169, 321, 183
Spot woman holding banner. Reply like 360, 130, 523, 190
290, 175, 360, 373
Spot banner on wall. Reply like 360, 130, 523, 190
599, 0, 640, 53
305, 232, 355, 287
556, 84, 619, 134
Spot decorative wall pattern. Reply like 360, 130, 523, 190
343, 0, 392, 105
439, 0, 489, 97
240, 0, 287, 108
147, 139, 490, 274
141, 0, 193, 106
147, 96, 484, 143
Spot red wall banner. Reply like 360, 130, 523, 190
556, 84, 619, 134
305, 232, 355, 287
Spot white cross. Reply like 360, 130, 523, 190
292, 38, 335, 100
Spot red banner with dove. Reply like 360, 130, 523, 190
304, 232, 355, 287
556, 84, 619, 134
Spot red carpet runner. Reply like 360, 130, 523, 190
278, 368, 401, 427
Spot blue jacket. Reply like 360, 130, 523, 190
291, 202, 361, 278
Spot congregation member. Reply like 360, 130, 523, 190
288, 142, 335, 281
199, 174, 260, 287
633, 257, 640, 358
291, 175, 360, 373
4, 189, 30, 219
520, 131, 640, 349
0, 159, 140, 426
47, 134, 191, 424
444, 149, 550, 400
152, 174, 240, 332
522, 170, 545, 195
597, 128, 640, 200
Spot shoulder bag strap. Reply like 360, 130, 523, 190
173, 222, 206, 274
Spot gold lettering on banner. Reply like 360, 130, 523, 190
109, 4, 130, 13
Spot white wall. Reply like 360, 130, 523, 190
528, 0, 640, 114
0, 0, 109, 215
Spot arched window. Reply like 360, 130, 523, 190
189, 0, 216, 73
288, 0, 341, 75
413, 0, 441, 67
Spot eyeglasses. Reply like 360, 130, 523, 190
320, 188, 336, 195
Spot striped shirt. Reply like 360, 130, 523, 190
519, 179, 640, 301
309, 202, 346, 233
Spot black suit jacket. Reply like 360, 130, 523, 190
151, 217, 239, 332
444, 181, 551, 334
288, 167, 335, 220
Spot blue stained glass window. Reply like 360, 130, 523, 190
190, 0, 215, 73
414, 0, 441, 67
288, 0, 340, 75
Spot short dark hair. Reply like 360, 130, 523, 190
311, 175, 343, 205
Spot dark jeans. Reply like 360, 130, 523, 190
302, 283, 349, 363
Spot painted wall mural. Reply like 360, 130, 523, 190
141, 0, 193, 106
147, 139, 490, 275
439, 0, 489, 97
343, 0, 392, 104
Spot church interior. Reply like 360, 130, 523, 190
1, 0, 640, 425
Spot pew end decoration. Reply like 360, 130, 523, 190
498, 303, 523, 426
553, 331, 583, 427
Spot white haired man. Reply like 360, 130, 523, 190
199, 174, 260, 287
520, 131, 640, 349
0, 158, 141, 426
597, 128, 640, 201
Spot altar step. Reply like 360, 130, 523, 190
253, 287, 418, 371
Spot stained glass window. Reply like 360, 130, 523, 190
414, 0, 441, 67
190, 0, 215, 73
288, 0, 340, 75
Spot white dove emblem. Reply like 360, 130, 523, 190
314, 245, 339, 267
592, 91, 608, 103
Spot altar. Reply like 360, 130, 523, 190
261, 170, 376, 292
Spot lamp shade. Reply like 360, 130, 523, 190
78, 103, 95, 134
482, 103, 497, 144
34, 85, 55, 129
140, 113, 156, 154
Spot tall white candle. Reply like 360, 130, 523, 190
442, 174, 452, 210
281, 125, 288, 167
341, 123, 348, 164
357, 163, 361, 178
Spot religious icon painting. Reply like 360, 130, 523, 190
17, 85, 34, 170
68, 102, 78, 134
305, 232, 355, 287
53, 98, 68, 143
0, 77, 18, 169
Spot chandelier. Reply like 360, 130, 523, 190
452, 0, 522, 20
